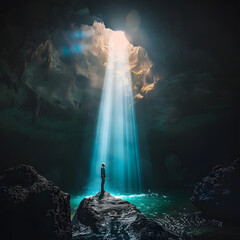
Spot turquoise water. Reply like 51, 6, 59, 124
70, 190, 196, 219
70, 190, 240, 239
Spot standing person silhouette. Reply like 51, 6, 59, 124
101, 163, 106, 194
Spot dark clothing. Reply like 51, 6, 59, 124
101, 167, 106, 194
101, 167, 106, 178
101, 178, 105, 194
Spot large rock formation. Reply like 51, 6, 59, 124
0, 165, 71, 240
72, 191, 177, 240
191, 158, 240, 224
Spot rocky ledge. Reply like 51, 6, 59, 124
72, 191, 177, 240
0, 165, 71, 240
191, 158, 240, 224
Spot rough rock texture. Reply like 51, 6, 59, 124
0, 165, 71, 240
191, 158, 240, 224
1, 11, 157, 125
72, 191, 177, 240
155, 211, 222, 239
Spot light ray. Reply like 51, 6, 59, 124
87, 31, 142, 194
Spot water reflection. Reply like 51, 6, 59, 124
70, 191, 236, 239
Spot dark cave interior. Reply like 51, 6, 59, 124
0, 0, 240, 239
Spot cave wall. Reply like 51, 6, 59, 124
136, 70, 240, 190
0, 0, 240, 192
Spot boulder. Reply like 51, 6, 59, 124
72, 191, 177, 240
0, 165, 72, 240
191, 158, 240, 224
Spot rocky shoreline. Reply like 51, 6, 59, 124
1, 163, 239, 240
72, 191, 178, 240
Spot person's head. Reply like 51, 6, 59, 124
102, 163, 105, 167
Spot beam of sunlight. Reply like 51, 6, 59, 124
87, 31, 142, 194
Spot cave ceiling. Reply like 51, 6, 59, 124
0, 0, 239, 133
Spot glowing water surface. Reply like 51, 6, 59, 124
70, 190, 240, 239
70, 190, 195, 219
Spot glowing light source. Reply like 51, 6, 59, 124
110, 31, 128, 50
87, 30, 142, 194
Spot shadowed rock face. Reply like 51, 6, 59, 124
72, 191, 177, 240
0, 165, 72, 240
191, 159, 240, 224
0, 0, 240, 193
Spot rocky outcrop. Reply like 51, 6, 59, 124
191, 158, 240, 224
72, 191, 177, 240
0, 165, 71, 240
